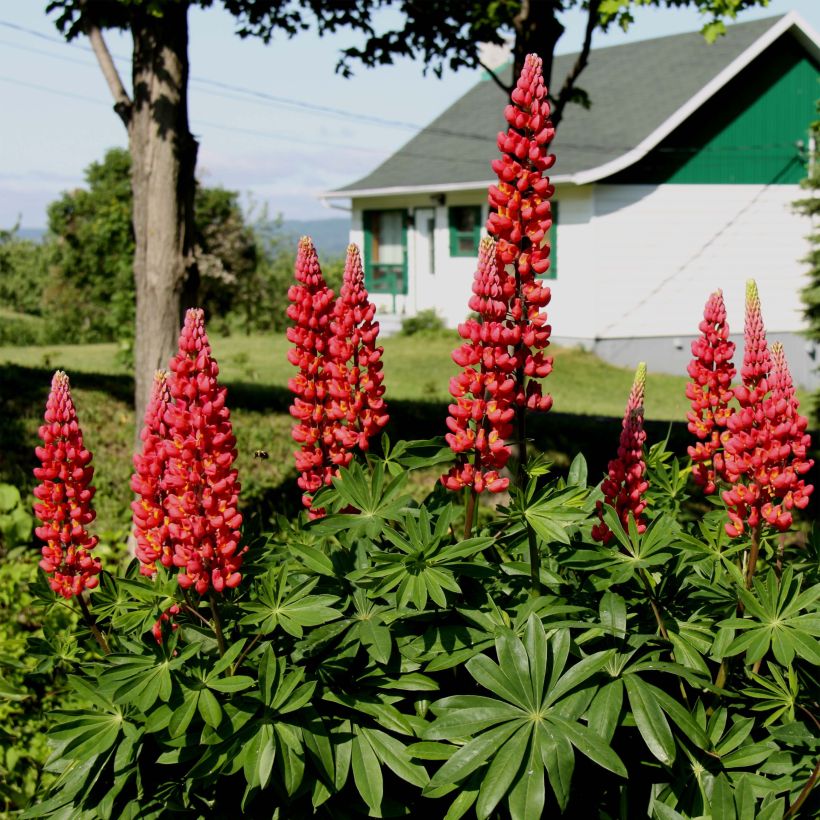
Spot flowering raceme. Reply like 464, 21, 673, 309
486, 52, 554, 415
33, 370, 101, 598
686, 290, 736, 494
592, 363, 649, 544
722, 281, 813, 536
131, 370, 172, 576
287, 236, 337, 513
327, 244, 389, 451
162, 309, 244, 594
442, 237, 516, 493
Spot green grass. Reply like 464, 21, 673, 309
2, 329, 817, 557
0, 331, 695, 421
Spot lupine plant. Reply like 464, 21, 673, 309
14, 55, 820, 820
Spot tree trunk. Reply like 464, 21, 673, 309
512, 0, 565, 96
129, 3, 198, 431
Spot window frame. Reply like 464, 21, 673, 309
448, 205, 482, 257
362, 209, 409, 295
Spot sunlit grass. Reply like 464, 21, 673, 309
0, 331, 697, 421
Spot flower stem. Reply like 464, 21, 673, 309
527, 524, 541, 598
209, 592, 226, 657
76, 594, 110, 654
464, 489, 477, 540
231, 633, 262, 676
745, 525, 761, 589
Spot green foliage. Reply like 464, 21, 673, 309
400, 309, 447, 337
0, 485, 79, 817
0, 149, 264, 350
16, 438, 819, 818
0, 228, 48, 324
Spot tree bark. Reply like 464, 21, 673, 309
511, 0, 565, 103
129, 3, 198, 431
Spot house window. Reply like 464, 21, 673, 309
363, 209, 408, 295
449, 206, 482, 257
538, 201, 558, 280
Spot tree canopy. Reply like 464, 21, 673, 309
44, 148, 257, 347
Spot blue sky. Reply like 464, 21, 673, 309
1, 0, 819, 228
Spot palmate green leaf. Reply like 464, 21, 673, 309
644, 684, 709, 750
586, 679, 623, 743
312, 461, 412, 538
425, 698, 525, 738
167, 690, 199, 737
357, 618, 392, 664
242, 722, 275, 791
496, 627, 536, 709
274, 722, 305, 795
426, 720, 524, 790
544, 650, 614, 707
710, 772, 736, 820
48, 712, 124, 764
465, 654, 530, 711
475, 723, 531, 820
624, 675, 676, 765
352, 728, 383, 815
599, 591, 627, 640
198, 688, 222, 728
362, 727, 430, 788
240, 571, 342, 638
536, 724, 574, 812
546, 714, 627, 777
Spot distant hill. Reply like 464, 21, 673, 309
15, 227, 46, 242
278, 218, 350, 258
15, 219, 351, 257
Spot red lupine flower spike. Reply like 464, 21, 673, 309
686, 290, 736, 494
328, 244, 389, 453
33, 370, 101, 598
486, 53, 554, 416
442, 236, 516, 494
131, 370, 173, 576
722, 286, 813, 537
592, 363, 649, 544
287, 236, 336, 516
737, 279, 771, 401
163, 309, 245, 594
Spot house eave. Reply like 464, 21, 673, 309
321, 175, 576, 200
322, 12, 820, 199
573, 12, 820, 185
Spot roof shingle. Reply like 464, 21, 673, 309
333, 15, 788, 193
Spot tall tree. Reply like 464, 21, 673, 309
45, 147, 257, 347
335, 0, 771, 128
46, 0, 371, 429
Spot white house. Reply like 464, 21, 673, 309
323, 13, 820, 388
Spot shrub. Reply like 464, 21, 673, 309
399, 309, 446, 336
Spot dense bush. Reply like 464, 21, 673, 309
399, 309, 446, 337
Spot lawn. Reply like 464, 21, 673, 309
13, 328, 812, 547
0, 330, 695, 419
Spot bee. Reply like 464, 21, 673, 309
253, 450, 269, 460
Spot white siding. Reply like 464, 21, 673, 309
587, 184, 811, 340
350, 183, 812, 350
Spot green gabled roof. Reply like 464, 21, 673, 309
329, 13, 818, 195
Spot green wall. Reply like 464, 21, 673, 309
610, 34, 819, 185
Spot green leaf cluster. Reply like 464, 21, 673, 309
16, 439, 820, 818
